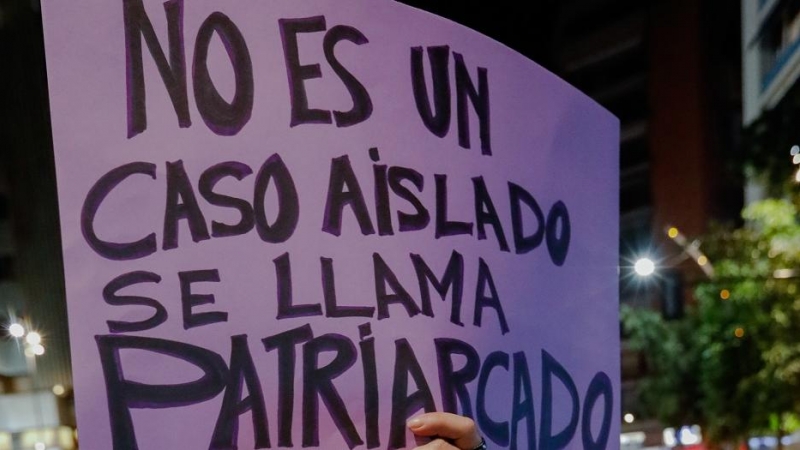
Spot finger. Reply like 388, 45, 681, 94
407, 412, 482, 449
412, 437, 460, 450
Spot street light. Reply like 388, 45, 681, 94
634, 258, 656, 277
8, 322, 25, 338
629, 226, 714, 319
25, 331, 42, 346
629, 226, 711, 280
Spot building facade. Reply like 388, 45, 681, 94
743, 0, 800, 126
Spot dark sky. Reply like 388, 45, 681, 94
396, 1, 559, 72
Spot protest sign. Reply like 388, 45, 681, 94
41, 0, 620, 448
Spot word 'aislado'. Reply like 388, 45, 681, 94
81, 153, 571, 265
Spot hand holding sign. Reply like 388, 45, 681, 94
408, 412, 483, 450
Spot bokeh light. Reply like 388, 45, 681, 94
634, 258, 655, 277
8, 323, 24, 338
26, 331, 41, 346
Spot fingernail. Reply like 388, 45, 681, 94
407, 417, 423, 429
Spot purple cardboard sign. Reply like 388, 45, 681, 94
41, 1, 619, 448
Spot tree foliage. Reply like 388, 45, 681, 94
621, 305, 703, 428
623, 198, 800, 445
